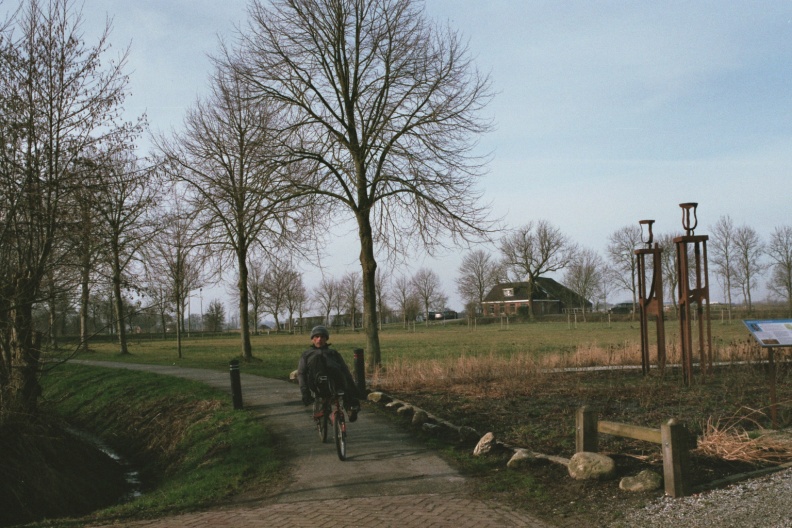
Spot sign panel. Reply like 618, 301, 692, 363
743, 319, 792, 347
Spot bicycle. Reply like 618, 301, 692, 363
312, 375, 347, 461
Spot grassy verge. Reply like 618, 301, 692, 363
19, 364, 285, 527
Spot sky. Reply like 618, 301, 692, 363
6, 0, 792, 312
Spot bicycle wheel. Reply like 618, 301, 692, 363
314, 400, 328, 443
334, 410, 347, 461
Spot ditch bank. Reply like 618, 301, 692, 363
0, 417, 130, 527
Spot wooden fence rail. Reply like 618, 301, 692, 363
576, 406, 695, 498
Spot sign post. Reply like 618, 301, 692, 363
743, 319, 792, 429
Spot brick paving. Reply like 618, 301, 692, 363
76, 361, 554, 528
91, 495, 550, 527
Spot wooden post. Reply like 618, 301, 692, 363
661, 419, 691, 497
576, 406, 598, 453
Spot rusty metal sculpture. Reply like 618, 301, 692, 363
635, 220, 667, 375
673, 203, 712, 386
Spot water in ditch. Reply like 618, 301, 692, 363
66, 426, 143, 503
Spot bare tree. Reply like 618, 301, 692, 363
411, 268, 446, 326
283, 269, 306, 333
247, 259, 267, 334
0, 0, 138, 415
709, 215, 737, 317
374, 268, 390, 329
499, 220, 577, 320
733, 225, 767, 312
261, 265, 293, 332
70, 158, 107, 353
204, 299, 226, 333
145, 187, 207, 357
392, 275, 418, 328
314, 277, 339, 326
228, 0, 494, 366
606, 225, 642, 315
656, 233, 680, 315
767, 225, 792, 316
455, 249, 500, 315
158, 66, 309, 361
341, 272, 363, 330
93, 154, 160, 355
563, 247, 605, 320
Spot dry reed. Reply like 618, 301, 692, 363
374, 337, 776, 395
695, 407, 792, 465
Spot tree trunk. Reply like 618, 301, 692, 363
527, 276, 536, 321
175, 294, 183, 359
48, 295, 58, 351
237, 251, 253, 361
79, 260, 90, 354
112, 267, 129, 355
5, 278, 42, 416
356, 211, 381, 368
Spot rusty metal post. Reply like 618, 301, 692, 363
673, 203, 712, 386
635, 220, 667, 375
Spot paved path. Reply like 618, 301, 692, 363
75, 361, 553, 528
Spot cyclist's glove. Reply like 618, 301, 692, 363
301, 391, 313, 406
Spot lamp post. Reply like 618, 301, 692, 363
200, 288, 203, 334
187, 294, 191, 338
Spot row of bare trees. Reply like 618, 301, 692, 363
251, 265, 449, 332
454, 218, 792, 320
1, 0, 496, 417
0, 0, 149, 418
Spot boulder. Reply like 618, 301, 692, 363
474, 432, 498, 456
367, 391, 391, 404
567, 452, 616, 481
619, 470, 663, 492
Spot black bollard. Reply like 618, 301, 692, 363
353, 348, 366, 396
229, 359, 243, 409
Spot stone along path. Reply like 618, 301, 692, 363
76, 361, 553, 528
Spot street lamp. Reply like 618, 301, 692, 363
187, 294, 191, 338
200, 288, 203, 334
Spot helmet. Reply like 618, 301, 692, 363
310, 325, 330, 339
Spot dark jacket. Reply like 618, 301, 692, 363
297, 345, 358, 403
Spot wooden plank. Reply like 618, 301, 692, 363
598, 421, 662, 444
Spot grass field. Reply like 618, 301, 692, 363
74, 318, 755, 380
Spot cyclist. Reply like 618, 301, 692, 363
297, 325, 360, 422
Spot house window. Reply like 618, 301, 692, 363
503, 288, 514, 298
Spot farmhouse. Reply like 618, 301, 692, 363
482, 278, 593, 317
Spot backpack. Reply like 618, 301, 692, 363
306, 352, 346, 397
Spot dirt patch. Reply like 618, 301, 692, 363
383, 365, 791, 527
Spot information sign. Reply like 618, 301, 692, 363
743, 319, 792, 347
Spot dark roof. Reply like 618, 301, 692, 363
482, 278, 592, 308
